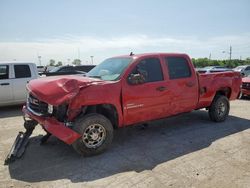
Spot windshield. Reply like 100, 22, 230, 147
87, 57, 132, 81
234, 66, 244, 71
50, 66, 61, 72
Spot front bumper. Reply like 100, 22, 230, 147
23, 106, 81, 144
241, 89, 250, 96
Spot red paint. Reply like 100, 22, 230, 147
23, 53, 242, 145
23, 106, 81, 144
241, 76, 250, 96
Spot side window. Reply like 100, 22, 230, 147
165, 57, 191, 79
14, 65, 31, 78
131, 58, 163, 82
0, 65, 9, 79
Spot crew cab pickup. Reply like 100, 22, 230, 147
17, 53, 242, 157
0, 62, 39, 106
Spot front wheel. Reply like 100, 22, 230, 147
208, 95, 230, 122
72, 113, 113, 156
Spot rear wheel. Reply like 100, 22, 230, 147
72, 113, 113, 156
208, 95, 230, 122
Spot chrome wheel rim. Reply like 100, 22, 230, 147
217, 101, 226, 117
82, 124, 106, 148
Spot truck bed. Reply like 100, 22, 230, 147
196, 71, 241, 109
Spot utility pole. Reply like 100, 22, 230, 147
38, 56, 42, 66
209, 53, 211, 60
90, 56, 94, 65
78, 48, 80, 60
229, 45, 232, 61
222, 45, 232, 61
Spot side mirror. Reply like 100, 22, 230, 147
128, 73, 146, 85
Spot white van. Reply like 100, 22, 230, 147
0, 62, 39, 106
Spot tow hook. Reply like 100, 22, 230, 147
4, 118, 38, 165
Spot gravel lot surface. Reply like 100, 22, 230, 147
0, 99, 250, 188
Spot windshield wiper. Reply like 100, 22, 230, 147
88, 75, 102, 79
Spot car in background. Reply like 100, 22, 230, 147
197, 66, 232, 74
43, 65, 95, 76
240, 75, 250, 98
233, 65, 250, 77
37, 66, 46, 73
0, 62, 39, 106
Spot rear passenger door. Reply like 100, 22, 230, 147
0, 65, 13, 104
13, 64, 32, 102
164, 56, 198, 114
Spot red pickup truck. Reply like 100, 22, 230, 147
5, 53, 242, 163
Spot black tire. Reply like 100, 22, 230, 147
72, 113, 113, 156
208, 95, 230, 122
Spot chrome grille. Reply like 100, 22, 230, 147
28, 94, 49, 116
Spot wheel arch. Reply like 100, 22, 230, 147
80, 104, 119, 129
215, 87, 232, 99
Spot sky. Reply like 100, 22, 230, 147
0, 0, 250, 65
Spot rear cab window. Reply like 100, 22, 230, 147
14, 65, 31, 78
164, 57, 191, 79
0, 65, 9, 79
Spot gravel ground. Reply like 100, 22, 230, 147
0, 99, 250, 188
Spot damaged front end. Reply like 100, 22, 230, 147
5, 77, 86, 165
4, 117, 38, 165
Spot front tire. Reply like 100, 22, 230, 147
208, 95, 230, 122
72, 113, 113, 156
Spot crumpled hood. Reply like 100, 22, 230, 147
27, 75, 106, 105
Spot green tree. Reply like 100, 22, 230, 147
49, 59, 56, 66
56, 61, 63, 67
72, 59, 81, 66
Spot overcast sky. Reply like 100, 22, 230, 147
0, 0, 250, 65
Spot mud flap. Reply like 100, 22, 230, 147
4, 120, 38, 165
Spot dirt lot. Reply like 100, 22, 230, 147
0, 99, 250, 188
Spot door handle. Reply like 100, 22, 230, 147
0, 83, 10, 86
156, 86, 167, 91
186, 82, 195, 87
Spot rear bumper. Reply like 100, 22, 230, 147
23, 106, 81, 144
242, 89, 250, 96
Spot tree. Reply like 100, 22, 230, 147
56, 61, 63, 67
49, 59, 56, 66
72, 59, 81, 66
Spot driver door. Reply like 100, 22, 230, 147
122, 57, 169, 125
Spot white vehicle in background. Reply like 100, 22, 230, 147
233, 65, 250, 76
196, 66, 232, 74
0, 62, 39, 106
37, 65, 46, 73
